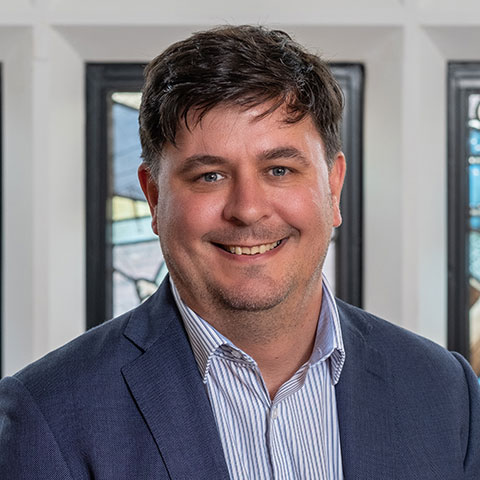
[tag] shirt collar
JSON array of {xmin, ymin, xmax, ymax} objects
[
  {"xmin": 170, "ymin": 274, "xmax": 345, "ymax": 385},
  {"xmin": 170, "ymin": 278, "xmax": 233, "ymax": 381},
  {"xmin": 314, "ymin": 275, "xmax": 345, "ymax": 384}
]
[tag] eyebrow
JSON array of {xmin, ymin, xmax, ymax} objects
[
  {"xmin": 259, "ymin": 146, "xmax": 309, "ymax": 165},
  {"xmin": 178, "ymin": 155, "xmax": 228, "ymax": 174}
]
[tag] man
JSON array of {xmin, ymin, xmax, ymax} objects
[{"xmin": 0, "ymin": 25, "xmax": 479, "ymax": 480}]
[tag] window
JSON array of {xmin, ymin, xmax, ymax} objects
[
  {"xmin": 330, "ymin": 64, "xmax": 364, "ymax": 307},
  {"xmin": 86, "ymin": 64, "xmax": 162, "ymax": 328},
  {"xmin": 86, "ymin": 63, "xmax": 364, "ymax": 329},
  {"xmin": 448, "ymin": 63, "xmax": 480, "ymax": 375}
]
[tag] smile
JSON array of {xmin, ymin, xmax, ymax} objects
[{"xmin": 216, "ymin": 240, "xmax": 282, "ymax": 256}]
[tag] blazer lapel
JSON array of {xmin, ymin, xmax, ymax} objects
[
  {"xmin": 121, "ymin": 281, "xmax": 230, "ymax": 480},
  {"xmin": 335, "ymin": 302, "xmax": 396, "ymax": 479}
]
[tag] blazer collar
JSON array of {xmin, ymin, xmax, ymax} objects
[
  {"xmin": 121, "ymin": 279, "xmax": 230, "ymax": 480},
  {"xmin": 335, "ymin": 300, "xmax": 397, "ymax": 479}
]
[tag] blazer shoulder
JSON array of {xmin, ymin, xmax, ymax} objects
[
  {"xmin": 337, "ymin": 298, "xmax": 457, "ymax": 363},
  {"xmin": 336, "ymin": 300, "xmax": 480, "ymax": 477},
  {"xmin": 335, "ymin": 299, "xmax": 480, "ymax": 404},
  {"xmin": 5, "ymin": 280, "xmax": 182, "ymax": 410},
  {"xmin": 7, "ymin": 309, "xmax": 136, "ymax": 401}
]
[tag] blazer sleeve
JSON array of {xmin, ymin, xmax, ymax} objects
[
  {"xmin": 452, "ymin": 352, "xmax": 480, "ymax": 479},
  {"xmin": 0, "ymin": 376, "xmax": 73, "ymax": 480}
]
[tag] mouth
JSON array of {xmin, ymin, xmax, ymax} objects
[{"xmin": 214, "ymin": 240, "xmax": 283, "ymax": 256}]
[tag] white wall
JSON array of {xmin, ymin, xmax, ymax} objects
[{"xmin": 1, "ymin": 0, "xmax": 478, "ymax": 375}]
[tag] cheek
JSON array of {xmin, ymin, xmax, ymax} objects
[
  {"xmin": 274, "ymin": 186, "xmax": 332, "ymax": 229},
  {"xmin": 157, "ymin": 189, "xmax": 222, "ymax": 241}
]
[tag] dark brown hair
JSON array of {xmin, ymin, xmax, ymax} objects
[{"xmin": 139, "ymin": 25, "xmax": 344, "ymax": 177}]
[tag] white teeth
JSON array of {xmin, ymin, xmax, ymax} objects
[{"xmin": 226, "ymin": 241, "xmax": 281, "ymax": 256}]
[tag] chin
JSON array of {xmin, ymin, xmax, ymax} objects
[{"xmin": 207, "ymin": 282, "xmax": 291, "ymax": 312}]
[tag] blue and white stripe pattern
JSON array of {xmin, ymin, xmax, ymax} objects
[{"xmin": 171, "ymin": 275, "xmax": 345, "ymax": 480}]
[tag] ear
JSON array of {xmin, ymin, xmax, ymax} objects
[
  {"xmin": 328, "ymin": 152, "xmax": 346, "ymax": 228},
  {"xmin": 138, "ymin": 163, "xmax": 160, "ymax": 236}
]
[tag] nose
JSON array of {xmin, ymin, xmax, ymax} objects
[{"xmin": 223, "ymin": 176, "xmax": 272, "ymax": 226}]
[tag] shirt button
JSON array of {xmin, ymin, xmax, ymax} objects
[
  {"xmin": 231, "ymin": 350, "xmax": 243, "ymax": 359},
  {"xmin": 271, "ymin": 407, "xmax": 279, "ymax": 420}
]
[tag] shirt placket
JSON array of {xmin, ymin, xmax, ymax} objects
[{"xmin": 209, "ymin": 350, "xmax": 272, "ymax": 480}]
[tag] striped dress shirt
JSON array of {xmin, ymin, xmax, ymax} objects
[{"xmin": 171, "ymin": 276, "xmax": 345, "ymax": 480}]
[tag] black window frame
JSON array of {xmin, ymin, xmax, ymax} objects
[
  {"xmin": 447, "ymin": 62, "xmax": 480, "ymax": 361},
  {"xmin": 86, "ymin": 63, "xmax": 147, "ymax": 329},
  {"xmin": 86, "ymin": 63, "xmax": 364, "ymax": 329},
  {"xmin": 331, "ymin": 64, "xmax": 364, "ymax": 308}
]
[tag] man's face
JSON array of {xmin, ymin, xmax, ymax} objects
[{"xmin": 139, "ymin": 104, "xmax": 345, "ymax": 318}]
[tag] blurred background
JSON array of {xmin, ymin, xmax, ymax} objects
[{"xmin": 0, "ymin": 0, "xmax": 479, "ymax": 378}]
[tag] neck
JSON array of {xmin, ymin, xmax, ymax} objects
[{"xmin": 237, "ymin": 323, "xmax": 318, "ymax": 399}]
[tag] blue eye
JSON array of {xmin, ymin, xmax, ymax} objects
[
  {"xmin": 203, "ymin": 172, "xmax": 221, "ymax": 182},
  {"xmin": 271, "ymin": 166, "xmax": 287, "ymax": 176}
]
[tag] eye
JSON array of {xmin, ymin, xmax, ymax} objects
[
  {"xmin": 201, "ymin": 172, "xmax": 224, "ymax": 182},
  {"xmin": 270, "ymin": 166, "xmax": 289, "ymax": 177}
]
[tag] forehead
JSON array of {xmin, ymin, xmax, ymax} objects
[{"xmin": 171, "ymin": 103, "xmax": 324, "ymax": 155}]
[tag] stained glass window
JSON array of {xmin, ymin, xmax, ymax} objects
[
  {"xmin": 467, "ymin": 94, "xmax": 480, "ymax": 374},
  {"xmin": 86, "ymin": 63, "xmax": 363, "ymax": 328},
  {"xmin": 110, "ymin": 92, "xmax": 167, "ymax": 317},
  {"xmin": 448, "ymin": 63, "xmax": 480, "ymax": 376}
]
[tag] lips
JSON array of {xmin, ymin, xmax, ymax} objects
[{"xmin": 215, "ymin": 240, "xmax": 282, "ymax": 255}]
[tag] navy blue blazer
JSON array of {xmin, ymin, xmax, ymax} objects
[{"xmin": 1, "ymin": 279, "xmax": 479, "ymax": 479}]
